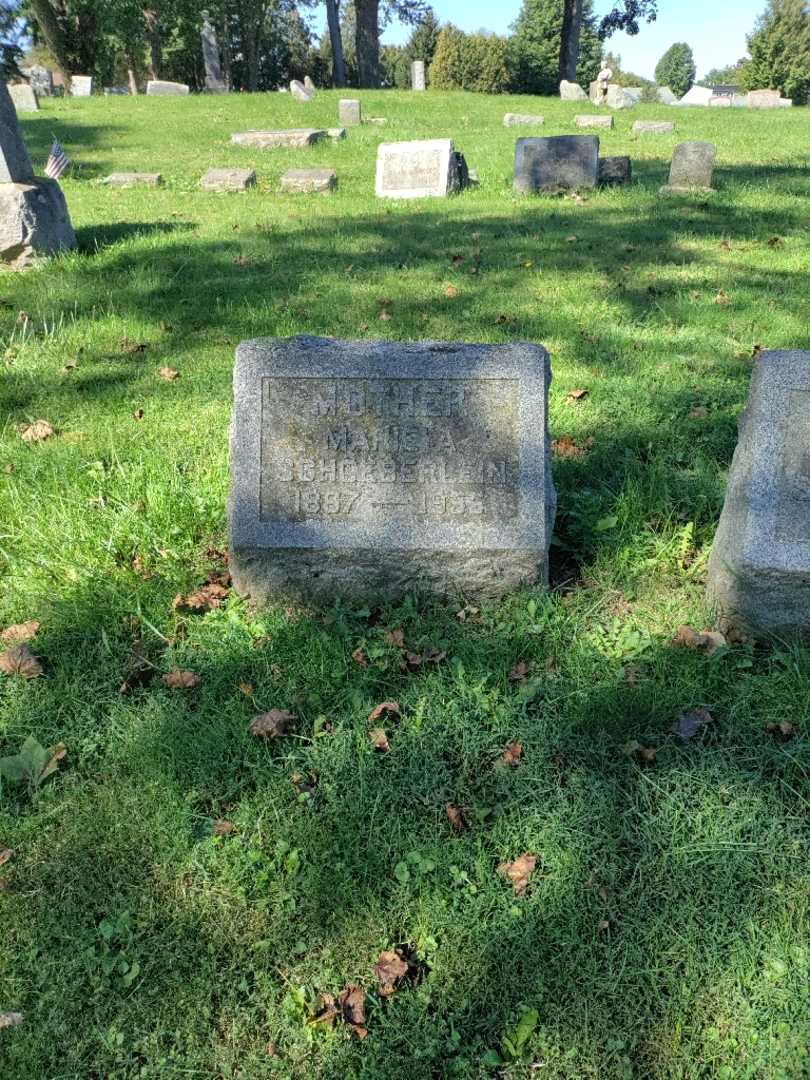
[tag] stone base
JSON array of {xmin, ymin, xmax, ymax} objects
[
  {"xmin": 598, "ymin": 156, "xmax": 631, "ymax": 185},
  {"xmin": 0, "ymin": 178, "xmax": 76, "ymax": 270},
  {"xmin": 201, "ymin": 168, "xmax": 256, "ymax": 192},
  {"xmin": 231, "ymin": 129, "xmax": 325, "ymax": 149},
  {"xmin": 230, "ymin": 547, "xmax": 546, "ymax": 606},
  {"xmin": 280, "ymin": 169, "xmax": 337, "ymax": 193}
]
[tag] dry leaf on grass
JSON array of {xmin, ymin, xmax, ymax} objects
[
  {"xmin": 508, "ymin": 661, "xmax": 530, "ymax": 682},
  {"xmin": 0, "ymin": 644, "xmax": 43, "ymax": 678},
  {"xmin": 672, "ymin": 707, "xmax": 714, "ymax": 741},
  {"xmin": 132, "ymin": 409, "xmax": 145, "ymax": 421},
  {"xmin": 624, "ymin": 740, "xmax": 657, "ymax": 765},
  {"xmin": 566, "ymin": 388, "xmax": 589, "ymax": 403},
  {"xmin": 444, "ymin": 283, "xmax": 459, "ymax": 298},
  {"xmin": 0, "ymin": 848, "xmax": 12, "ymax": 867},
  {"xmin": 553, "ymin": 435, "xmax": 593, "ymax": 459},
  {"xmin": 249, "ymin": 709, "xmax": 295, "ymax": 738},
  {"xmin": 0, "ymin": 621, "xmax": 40, "ymax": 646},
  {"xmin": 446, "ymin": 804, "xmax": 466, "ymax": 832},
  {"xmin": 158, "ymin": 366, "xmax": 180, "ymax": 382},
  {"xmin": 351, "ymin": 647, "xmax": 369, "ymax": 667},
  {"xmin": 367, "ymin": 701, "xmax": 400, "ymax": 724},
  {"xmin": 369, "ymin": 728, "xmax": 390, "ymax": 752},
  {"xmin": 498, "ymin": 741, "xmax": 524, "ymax": 767},
  {"xmin": 384, "ymin": 627, "xmax": 405, "ymax": 648},
  {"xmin": 498, "ymin": 853, "xmax": 537, "ymax": 895},
  {"xmin": 374, "ymin": 951, "xmax": 409, "ymax": 996},
  {"xmin": 172, "ymin": 583, "xmax": 230, "ymax": 612},
  {"xmin": 20, "ymin": 420, "xmax": 54, "ymax": 444},
  {"xmin": 213, "ymin": 819, "xmax": 235, "ymax": 836},
  {"xmin": 765, "ymin": 721, "xmax": 797, "ymax": 741},
  {"xmin": 670, "ymin": 625, "xmax": 726, "ymax": 656},
  {"xmin": 0, "ymin": 1012, "xmax": 23, "ymax": 1029},
  {"xmin": 338, "ymin": 986, "xmax": 368, "ymax": 1039},
  {"xmin": 162, "ymin": 669, "xmax": 202, "ymax": 690}
]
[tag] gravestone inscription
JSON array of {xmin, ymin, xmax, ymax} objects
[
  {"xmin": 339, "ymin": 99, "xmax": 362, "ymax": 125},
  {"xmin": 707, "ymin": 351, "xmax": 810, "ymax": 635},
  {"xmin": 9, "ymin": 84, "xmax": 38, "ymax": 112},
  {"xmin": 376, "ymin": 139, "xmax": 468, "ymax": 199},
  {"xmin": 71, "ymin": 75, "xmax": 93, "ymax": 97},
  {"xmin": 230, "ymin": 337, "xmax": 556, "ymax": 603}
]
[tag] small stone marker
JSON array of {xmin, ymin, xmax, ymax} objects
[
  {"xmin": 9, "ymin": 84, "xmax": 38, "ymax": 112},
  {"xmin": 657, "ymin": 86, "xmax": 678, "ymax": 104},
  {"xmin": 633, "ymin": 120, "xmax": 674, "ymax": 134},
  {"xmin": 606, "ymin": 85, "xmax": 637, "ymax": 109},
  {"xmin": 280, "ymin": 169, "xmax": 337, "ymax": 194},
  {"xmin": 103, "ymin": 172, "xmax": 163, "ymax": 187},
  {"xmin": 575, "ymin": 114, "xmax": 613, "ymax": 129},
  {"xmin": 327, "ymin": 127, "xmax": 346, "ymax": 140},
  {"xmin": 304, "ymin": 76, "xmax": 316, "ymax": 92},
  {"xmin": 411, "ymin": 61, "xmax": 426, "ymax": 91},
  {"xmin": 559, "ymin": 80, "xmax": 587, "ymax": 101},
  {"xmin": 677, "ymin": 85, "xmax": 713, "ymax": 106},
  {"xmin": 503, "ymin": 113, "xmax": 544, "ymax": 127},
  {"xmin": 0, "ymin": 80, "xmax": 76, "ymax": 269},
  {"xmin": 339, "ymin": 99, "xmax": 362, "ymax": 125},
  {"xmin": 201, "ymin": 167, "xmax": 256, "ymax": 192},
  {"xmin": 146, "ymin": 80, "xmax": 190, "ymax": 95},
  {"xmin": 375, "ymin": 139, "xmax": 468, "ymax": 199},
  {"xmin": 71, "ymin": 75, "xmax": 93, "ymax": 97},
  {"xmin": 229, "ymin": 336, "xmax": 557, "ymax": 603},
  {"xmin": 231, "ymin": 129, "xmax": 326, "ymax": 149},
  {"xmin": 514, "ymin": 135, "xmax": 599, "ymax": 194},
  {"xmin": 707, "ymin": 351, "xmax": 810, "ymax": 635},
  {"xmin": 660, "ymin": 141, "xmax": 716, "ymax": 194},
  {"xmin": 779, "ymin": 98, "xmax": 793, "ymax": 107},
  {"xmin": 598, "ymin": 156, "xmax": 631, "ymax": 185},
  {"xmin": 201, "ymin": 12, "xmax": 227, "ymax": 92},
  {"xmin": 747, "ymin": 88, "xmax": 782, "ymax": 108},
  {"xmin": 21, "ymin": 66, "xmax": 53, "ymax": 97},
  {"xmin": 290, "ymin": 80, "xmax": 314, "ymax": 102},
  {"xmin": 709, "ymin": 96, "xmax": 732, "ymax": 108}
]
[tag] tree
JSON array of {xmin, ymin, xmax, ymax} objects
[
  {"xmin": 430, "ymin": 23, "xmax": 510, "ymax": 92},
  {"xmin": 403, "ymin": 7, "xmax": 440, "ymax": 68},
  {"xmin": 509, "ymin": 0, "xmax": 601, "ymax": 96},
  {"xmin": 325, "ymin": 0, "xmax": 346, "ymax": 86},
  {"xmin": 654, "ymin": 41, "xmax": 695, "ymax": 95},
  {"xmin": 0, "ymin": 0, "xmax": 26, "ymax": 79},
  {"xmin": 744, "ymin": 0, "xmax": 810, "ymax": 104},
  {"xmin": 699, "ymin": 61, "xmax": 747, "ymax": 87},
  {"xmin": 354, "ymin": 0, "xmax": 431, "ymax": 87},
  {"xmin": 560, "ymin": 0, "xmax": 656, "ymax": 81}
]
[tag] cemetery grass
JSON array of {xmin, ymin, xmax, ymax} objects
[{"xmin": 1, "ymin": 90, "xmax": 809, "ymax": 1079}]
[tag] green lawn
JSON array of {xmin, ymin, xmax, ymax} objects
[{"xmin": 1, "ymin": 89, "xmax": 809, "ymax": 1079}]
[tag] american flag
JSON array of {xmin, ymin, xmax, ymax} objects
[{"xmin": 44, "ymin": 138, "xmax": 70, "ymax": 180}]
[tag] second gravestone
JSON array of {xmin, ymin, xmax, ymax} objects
[
  {"xmin": 514, "ymin": 135, "xmax": 599, "ymax": 193},
  {"xmin": 230, "ymin": 336, "xmax": 556, "ymax": 603}
]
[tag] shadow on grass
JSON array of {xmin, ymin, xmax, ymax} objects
[{"xmin": 75, "ymin": 220, "xmax": 197, "ymax": 254}]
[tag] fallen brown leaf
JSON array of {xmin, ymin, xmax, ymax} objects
[
  {"xmin": 566, "ymin": 388, "xmax": 589, "ymax": 403},
  {"xmin": 553, "ymin": 435, "xmax": 592, "ymax": 459},
  {"xmin": 446, "ymin": 804, "xmax": 466, "ymax": 832},
  {"xmin": 624, "ymin": 740, "xmax": 657, "ymax": 765},
  {"xmin": 367, "ymin": 701, "xmax": 401, "ymax": 724},
  {"xmin": 672, "ymin": 706, "xmax": 714, "ymax": 741},
  {"xmin": 456, "ymin": 604, "xmax": 480, "ymax": 622},
  {"xmin": 0, "ymin": 644, "xmax": 43, "ymax": 678},
  {"xmin": 0, "ymin": 848, "xmax": 12, "ymax": 867},
  {"xmin": 0, "ymin": 621, "xmax": 40, "ymax": 646},
  {"xmin": 499, "ymin": 741, "xmax": 524, "ymax": 767},
  {"xmin": 291, "ymin": 772, "xmax": 318, "ymax": 796},
  {"xmin": 249, "ymin": 709, "xmax": 295, "ymax": 738},
  {"xmin": 172, "ymin": 582, "xmax": 230, "ymax": 612},
  {"xmin": 498, "ymin": 853, "xmax": 537, "ymax": 895},
  {"xmin": 20, "ymin": 420, "xmax": 54, "ymax": 444},
  {"xmin": 132, "ymin": 408, "xmax": 145, "ymax": 421},
  {"xmin": 213, "ymin": 819, "xmax": 235, "ymax": 836},
  {"xmin": 158, "ymin": 366, "xmax": 180, "ymax": 382},
  {"xmin": 339, "ymin": 986, "xmax": 368, "ymax": 1039},
  {"xmin": 0, "ymin": 1012, "xmax": 23, "ymax": 1029},
  {"xmin": 714, "ymin": 290, "xmax": 731, "ymax": 305},
  {"xmin": 444, "ymin": 283, "xmax": 459, "ymax": 298},
  {"xmin": 374, "ymin": 951, "xmax": 409, "ymax": 996},
  {"xmin": 670, "ymin": 625, "xmax": 726, "ymax": 656},
  {"xmin": 765, "ymin": 721, "xmax": 797, "ymax": 741},
  {"xmin": 238, "ymin": 681, "xmax": 254, "ymax": 696},
  {"xmin": 384, "ymin": 628, "xmax": 405, "ymax": 648},
  {"xmin": 369, "ymin": 728, "xmax": 390, "ymax": 751},
  {"xmin": 351, "ymin": 647, "xmax": 369, "ymax": 667},
  {"xmin": 120, "ymin": 338, "xmax": 146, "ymax": 354},
  {"xmin": 508, "ymin": 661, "xmax": 530, "ymax": 682},
  {"xmin": 162, "ymin": 669, "xmax": 202, "ymax": 689}
]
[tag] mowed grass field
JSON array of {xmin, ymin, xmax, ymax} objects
[{"xmin": 1, "ymin": 89, "xmax": 810, "ymax": 1079}]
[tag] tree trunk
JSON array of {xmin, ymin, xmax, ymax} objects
[
  {"xmin": 28, "ymin": 0, "xmax": 72, "ymax": 86},
  {"xmin": 325, "ymin": 0, "xmax": 347, "ymax": 88},
  {"xmin": 221, "ymin": 10, "xmax": 233, "ymax": 90},
  {"xmin": 126, "ymin": 63, "xmax": 139, "ymax": 95},
  {"xmin": 143, "ymin": 9, "xmax": 162, "ymax": 79},
  {"xmin": 238, "ymin": 1, "xmax": 263, "ymax": 91},
  {"xmin": 559, "ymin": 0, "xmax": 584, "ymax": 84},
  {"xmin": 355, "ymin": 0, "xmax": 380, "ymax": 88}
]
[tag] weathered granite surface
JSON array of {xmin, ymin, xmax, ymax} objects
[
  {"xmin": 411, "ymin": 61, "xmax": 426, "ymax": 91},
  {"xmin": 598, "ymin": 156, "xmax": 631, "ymax": 185},
  {"xmin": 304, "ymin": 76, "xmax": 316, "ymax": 92},
  {"xmin": 21, "ymin": 66, "xmax": 53, "ymax": 97},
  {"xmin": 676, "ymin": 85, "xmax": 713, "ymax": 106},
  {"xmin": 747, "ymin": 89, "xmax": 782, "ymax": 108},
  {"xmin": 71, "ymin": 75, "xmax": 93, "ymax": 97},
  {"xmin": 201, "ymin": 167, "xmax": 256, "ymax": 191},
  {"xmin": 707, "ymin": 351, "xmax": 810, "ymax": 636},
  {"xmin": 657, "ymin": 86, "xmax": 678, "ymax": 104},
  {"xmin": 339, "ymin": 99, "xmax": 362, "ymax": 125},
  {"xmin": 376, "ymin": 139, "xmax": 468, "ymax": 199},
  {"xmin": 559, "ymin": 80, "xmax": 587, "ymax": 101},
  {"xmin": 504, "ymin": 113, "xmax": 545, "ymax": 127},
  {"xmin": 280, "ymin": 168, "xmax": 337, "ymax": 193},
  {"xmin": 9, "ymin": 84, "xmax": 38, "ymax": 112},
  {"xmin": 660, "ymin": 140, "xmax": 716, "ymax": 193},
  {"xmin": 104, "ymin": 172, "xmax": 163, "ymax": 187},
  {"xmin": 606, "ymin": 85, "xmax": 637, "ymax": 109},
  {"xmin": 231, "ymin": 129, "xmax": 325, "ymax": 149},
  {"xmin": 633, "ymin": 120, "xmax": 674, "ymax": 134},
  {"xmin": 146, "ymin": 80, "xmax": 189, "ymax": 95},
  {"xmin": 514, "ymin": 135, "xmax": 599, "ymax": 194},
  {"xmin": 201, "ymin": 12, "xmax": 227, "ymax": 92},
  {"xmin": 709, "ymin": 96, "xmax": 732, "ymax": 108},
  {"xmin": 229, "ymin": 336, "xmax": 557, "ymax": 603},
  {"xmin": 0, "ymin": 178, "xmax": 76, "ymax": 269},
  {"xmin": 0, "ymin": 82, "xmax": 34, "ymax": 183},
  {"xmin": 290, "ymin": 80, "xmax": 314, "ymax": 102},
  {"xmin": 575, "ymin": 114, "xmax": 613, "ymax": 129}
]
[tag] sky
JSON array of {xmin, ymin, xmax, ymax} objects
[{"xmin": 310, "ymin": 0, "xmax": 765, "ymax": 80}]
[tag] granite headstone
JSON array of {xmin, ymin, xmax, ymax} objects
[
  {"xmin": 201, "ymin": 11, "xmax": 227, "ymax": 92},
  {"xmin": 375, "ymin": 139, "xmax": 468, "ymax": 199},
  {"xmin": 201, "ymin": 167, "xmax": 256, "ymax": 191},
  {"xmin": 559, "ymin": 80, "xmax": 587, "ymax": 101},
  {"xmin": 707, "ymin": 351, "xmax": 810, "ymax": 635},
  {"xmin": 290, "ymin": 80, "xmax": 314, "ymax": 102},
  {"xmin": 575, "ymin": 114, "xmax": 613, "ymax": 129},
  {"xmin": 231, "ymin": 129, "xmax": 326, "ymax": 149},
  {"xmin": 411, "ymin": 61, "xmax": 426, "ymax": 91},
  {"xmin": 229, "ymin": 336, "xmax": 557, "ymax": 603},
  {"xmin": 633, "ymin": 120, "xmax": 674, "ymax": 134},
  {"xmin": 503, "ymin": 113, "xmax": 545, "ymax": 127},
  {"xmin": 514, "ymin": 135, "xmax": 599, "ymax": 194},
  {"xmin": 661, "ymin": 141, "xmax": 716, "ymax": 193},
  {"xmin": 280, "ymin": 168, "xmax": 337, "ymax": 193},
  {"xmin": 146, "ymin": 80, "xmax": 190, "ymax": 95},
  {"xmin": 747, "ymin": 89, "xmax": 782, "ymax": 108},
  {"xmin": 9, "ymin": 84, "xmax": 38, "ymax": 112},
  {"xmin": 339, "ymin": 99, "xmax": 362, "ymax": 125},
  {"xmin": 71, "ymin": 75, "xmax": 93, "ymax": 97}
]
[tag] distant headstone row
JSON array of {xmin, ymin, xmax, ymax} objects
[{"xmin": 560, "ymin": 77, "xmax": 792, "ymax": 109}]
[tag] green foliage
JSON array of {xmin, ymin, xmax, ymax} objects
[
  {"xmin": 699, "ymin": 61, "xmax": 748, "ymax": 87},
  {"xmin": 403, "ymin": 7, "xmax": 440, "ymax": 67},
  {"xmin": 744, "ymin": 0, "xmax": 810, "ymax": 104},
  {"xmin": 0, "ymin": 735, "xmax": 65, "ymax": 794},
  {"xmin": 654, "ymin": 41, "xmax": 696, "ymax": 96},
  {"xmin": 508, "ymin": 0, "xmax": 602, "ymax": 96},
  {"xmin": 429, "ymin": 24, "xmax": 510, "ymax": 93}
]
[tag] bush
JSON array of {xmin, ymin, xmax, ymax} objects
[
  {"xmin": 430, "ymin": 25, "xmax": 510, "ymax": 93},
  {"xmin": 508, "ymin": 0, "xmax": 602, "ymax": 96},
  {"xmin": 743, "ymin": 0, "xmax": 810, "ymax": 105},
  {"xmin": 654, "ymin": 42, "xmax": 696, "ymax": 97}
]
